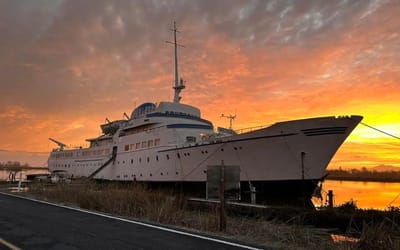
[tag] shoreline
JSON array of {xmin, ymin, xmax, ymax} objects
[{"xmin": 326, "ymin": 176, "xmax": 400, "ymax": 183}]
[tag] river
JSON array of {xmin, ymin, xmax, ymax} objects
[{"xmin": 315, "ymin": 180, "xmax": 400, "ymax": 210}]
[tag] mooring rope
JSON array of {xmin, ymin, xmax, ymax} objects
[{"xmin": 360, "ymin": 122, "xmax": 400, "ymax": 140}]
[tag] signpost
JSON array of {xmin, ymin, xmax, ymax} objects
[{"xmin": 207, "ymin": 161, "xmax": 240, "ymax": 231}]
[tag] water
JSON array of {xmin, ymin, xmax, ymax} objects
[{"xmin": 315, "ymin": 180, "xmax": 400, "ymax": 210}]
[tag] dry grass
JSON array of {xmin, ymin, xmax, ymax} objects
[{"xmin": 10, "ymin": 181, "xmax": 400, "ymax": 249}]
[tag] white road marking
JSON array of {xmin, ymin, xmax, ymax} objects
[
  {"xmin": 0, "ymin": 192, "xmax": 262, "ymax": 250},
  {"xmin": 0, "ymin": 237, "xmax": 21, "ymax": 250}
]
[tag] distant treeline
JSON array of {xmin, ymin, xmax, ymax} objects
[
  {"xmin": 0, "ymin": 161, "xmax": 47, "ymax": 170},
  {"xmin": 0, "ymin": 161, "xmax": 30, "ymax": 169},
  {"xmin": 327, "ymin": 168, "xmax": 400, "ymax": 182}
]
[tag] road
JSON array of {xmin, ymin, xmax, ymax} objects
[{"xmin": 0, "ymin": 192, "xmax": 263, "ymax": 250}]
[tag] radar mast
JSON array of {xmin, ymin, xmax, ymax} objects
[{"xmin": 167, "ymin": 21, "xmax": 185, "ymax": 103}]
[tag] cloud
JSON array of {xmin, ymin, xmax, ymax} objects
[{"xmin": 0, "ymin": 0, "xmax": 399, "ymax": 168}]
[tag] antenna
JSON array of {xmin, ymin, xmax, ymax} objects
[
  {"xmin": 221, "ymin": 113, "xmax": 236, "ymax": 130},
  {"xmin": 166, "ymin": 21, "xmax": 185, "ymax": 103},
  {"xmin": 123, "ymin": 112, "xmax": 130, "ymax": 120}
]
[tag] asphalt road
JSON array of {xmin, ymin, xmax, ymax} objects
[{"xmin": 0, "ymin": 192, "xmax": 263, "ymax": 250}]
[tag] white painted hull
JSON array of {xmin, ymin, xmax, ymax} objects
[{"xmin": 49, "ymin": 115, "xmax": 362, "ymax": 183}]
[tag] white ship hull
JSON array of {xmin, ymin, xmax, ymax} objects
[{"xmin": 49, "ymin": 115, "xmax": 362, "ymax": 205}]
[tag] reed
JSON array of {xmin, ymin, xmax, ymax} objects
[{"xmin": 22, "ymin": 182, "xmax": 400, "ymax": 249}]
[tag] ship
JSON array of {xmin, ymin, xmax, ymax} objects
[{"xmin": 48, "ymin": 22, "xmax": 362, "ymax": 206}]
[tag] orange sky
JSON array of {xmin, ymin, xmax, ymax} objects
[{"xmin": 0, "ymin": 0, "xmax": 399, "ymax": 168}]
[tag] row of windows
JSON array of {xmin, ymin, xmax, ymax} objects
[
  {"xmin": 54, "ymin": 152, "xmax": 74, "ymax": 159},
  {"xmin": 55, "ymin": 145, "xmax": 245, "ymax": 169},
  {"xmin": 55, "ymin": 162, "xmax": 103, "ymax": 168},
  {"xmin": 81, "ymin": 148, "xmax": 110, "ymax": 157},
  {"xmin": 124, "ymin": 138, "xmax": 161, "ymax": 152},
  {"xmin": 54, "ymin": 148, "xmax": 112, "ymax": 159}
]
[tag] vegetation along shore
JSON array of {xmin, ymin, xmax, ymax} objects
[
  {"xmin": 1, "ymin": 180, "xmax": 400, "ymax": 249},
  {"xmin": 326, "ymin": 168, "xmax": 400, "ymax": 183}
]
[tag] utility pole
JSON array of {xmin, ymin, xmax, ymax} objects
[{"xmin": 219, "ymin": 160, "xmax": 226, "ymax": 231}]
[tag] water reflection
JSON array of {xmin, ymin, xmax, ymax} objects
[{"xmin": 316, "ymin": 180, "xmax": 400, "ymax": 210}]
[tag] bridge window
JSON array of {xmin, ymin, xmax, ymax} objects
[
  {"xmin": 148, "ymin": 140, "xmax": 153, "ymax": 147},
  {"xmin": 141, "ymin": 141, "xmax": 147, "ymax": 148},
  {"xmin": 154, "ymin": 138, "xmax": 160, "ymax": 146},
  {"xmin": 125, "ymin": 145, "xmax": 129, "ymax": 151}
]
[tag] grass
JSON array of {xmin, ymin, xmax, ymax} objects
[{"xmin": 4, "ymin": 181, "xmax": 400, "ymax": 249}]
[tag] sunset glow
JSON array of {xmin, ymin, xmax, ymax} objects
[{"xmin": 0, "ymin": 0, "xmax": 399, "ymax": 168}]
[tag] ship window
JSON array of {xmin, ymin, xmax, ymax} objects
[
  {"xmin": 148, "ymin": 140, "xmax": 153, "ymax": 147},
  {"xmin": 141, "ymin": 141, "xmax": 147, "ymax": 148},
  {"xmin": 166, "ymin": 154, "xmax": 170, "ymax": 160},
  {"xmin": 186, "ymin": 136, "xmax": 196, "ymax": 143},
  {"xmin": 139, "ymin": 158, "xmax": 141, "ymax": 163},
  {"xmin": 220, "ymin": 148, "xmax": 224, "ymax": 152},
  {"xmin": 156, "ymin": 155, "xmax": 159, "ymax": 161},
  {"xmin": 131, "ymin": 159, "xmax": 133, "ymax": 164},
  {"xmin": 177, "ymin": 153, "xmax": 180, "ymax": 159},
  {"xmin": 147, "ymin": 157, "xmax": 149, "ymax": 163},
  {"xmin": 154, "ymin": 138, "xmax": 160, "ymax": 146},
  {"xmin": 123, "ymin": 160, "xmax": 125, "ymax": 164},
  {"xmin": 136, "ymin": 143, "xmax": 140, "ymax": 150},
  {"xmin": 130, "ymin": 144, "xmax": 135, "ymax": 150},
  {"xmin": 125, "ymin": 145, "xmax": 129, "ymax": 151}
]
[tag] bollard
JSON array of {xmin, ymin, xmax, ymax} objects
[
  {"xmin": 17, "ymin": 172, "xmax": 22, "ymax": 192},
  {"xmin": 327, "ymin": 190, "xmax": 334, "ymax": 209}
]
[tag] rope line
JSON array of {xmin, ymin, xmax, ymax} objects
[{"xmin": 360, "ymin": 122, "xmax": 400, "ymax": 140}]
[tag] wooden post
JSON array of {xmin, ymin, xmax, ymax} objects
[
  {"xmin": 219, "ymin": 160, "xmax": 226, "ymax": 232},
  {"xmin": 327, "ymin": 190, "xmax": 334, "ymax": 209}
]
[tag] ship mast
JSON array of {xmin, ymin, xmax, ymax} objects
[{"xmin": 167, "ymin": 21, "xmax": 185, "ymax": 103}]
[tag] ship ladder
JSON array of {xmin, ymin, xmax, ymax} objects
[{"xmin": 88, "ymin": 147, "xmax": 117, "ymax": 179}]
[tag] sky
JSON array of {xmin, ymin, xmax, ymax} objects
[{"xmin": 0, "ymin": 0, "xmax": 399, "ymax": 168}]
